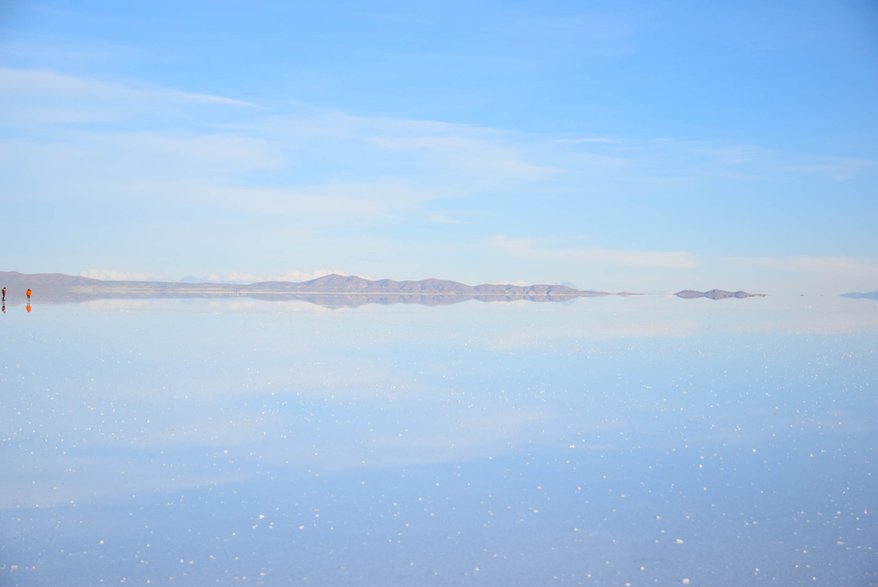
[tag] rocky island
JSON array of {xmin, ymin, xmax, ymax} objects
[
  {"xmin": 675, "ymin": 289, "xmax": 765, "ymax": 300},
  {"xmin": 841, "ymin": 290, "xmax": 878, "ymax": 300}
]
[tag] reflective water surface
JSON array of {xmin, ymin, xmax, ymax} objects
[{"xmin": 2, "ymin": 296, "xmax": 877, "ymax": 586}]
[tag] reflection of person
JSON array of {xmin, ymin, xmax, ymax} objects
[
  {"xmin": 26, "ymin": 304, "xmax": 31, "ymax": 313},
  {"xmin": 1, "ymin": 303, "xmax": 5, "ymax": 314},
  {"xmin": 26, "ymin": 288, "xmax": 32, "ymax": 302}
]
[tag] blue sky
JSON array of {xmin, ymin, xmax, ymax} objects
[{"xmin": 1, "ymin": 0, "xmax": 876, "ymax": 293}]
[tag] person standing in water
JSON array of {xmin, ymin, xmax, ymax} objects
[
  {"xmin": 26, "ymin": 288, "xmax": 32, "ymax": 302},
  {"xmin": 1, "ymin": 286, "xmax": 5, "ymax": 302}
]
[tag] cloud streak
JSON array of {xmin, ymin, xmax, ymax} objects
[
  {"xmin": 0, "ymin": 67, "xmax": 257, "ymax": 127},
  {"xmin": 80, "ymin": 269, "xmax": 155, "ymax": 281},
  {"xmin": 487, "ymin": 236, "xmax": 699, "ymax": 270},
  {"xmin": 726, "ymin": 255, "xmax": 878, "ymax": 294}
]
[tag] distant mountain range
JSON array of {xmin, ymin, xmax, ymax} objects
[
  {"xmin": 0, "ymin": 271, "xmax": 779, "ymax": 307},
  {"xmin": 0, "ymin": 271, "xmax": 615, "ymax": 307},
  {"xmin": 675, "ymin": 289, "xmax": 765, "ymax": 300}
]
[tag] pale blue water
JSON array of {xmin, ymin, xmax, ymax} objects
[{"xmin": 1, "ymin": 296, "xmax": 877, "ymax": 586}]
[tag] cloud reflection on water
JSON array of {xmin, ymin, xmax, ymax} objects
[
  {"xmin": 2, "ymin": 295, "xmax": 877, "ymax": 587},
  {"xmin": 3, "ymin": 296, "xmax": 875, "ymax": 505}
]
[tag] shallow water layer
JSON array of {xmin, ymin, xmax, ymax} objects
[{"xmin": 1, "ymin": 295, "xmax": 877, "ymax": 586}]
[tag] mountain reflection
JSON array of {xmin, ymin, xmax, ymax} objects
[{"xmin": 13, "ymin": 290, "xmax": 607, "ymax": 308}]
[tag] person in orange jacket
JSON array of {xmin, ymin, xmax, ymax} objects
[{"xmin": 26, "ymin": 288, "xmax": 32, "ymax": 301}]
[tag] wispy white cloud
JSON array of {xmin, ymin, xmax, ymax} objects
[
  {"xmin": 370, "ymin": 132, "xmax": 557, "ymax": 181},
  {"xmin": 561, "ymin": 137, "xmax": 876, "ymax": 184},
  {"xmin": 243, "ymin": 111, "xmax": 560, "ymax": 187},
  {"xmin": 726, "ymin": 255, "xmax": 878, "ymax": 294},
  {"xmin": 0, "ymin": 131, "xmax": 283, "ymax": 183},
  {"xmin": 781, "ymin": 158, "xmax": 876, "ymax": 182},
  {"xmin": 80, "ymin": 269, "xmax": 155, "ymax": 281},
  {"xmin": 194, "ymin": 269, "xmax": 350, "ymax": 283},
  {"xmin": 158, "ymin": 179, "xmax": 433, "ymax": 227},
  {"xmin": 553, "ymin": 135, "xmax": 622, "ymax": 145},
  {"xmin": 729, "ymin": 255, "xmax": 878, "ymax": 274},
  {"xmin": 487, "ymin": 236, "xmax": 699, "ymax": 269},
  {"xmin": 0, "ymin": 67, "xmax": 258, "ymax": 108},
  {"xmin": 273, "ymin": 269, "xmax": 348, "ymax": 282},
  {"xmin": 0, "ymin": 67, "xmax": 257, "ymax": 127},
  {"xmin": 428, "ymin": 210, "xmax": 482, "ymax": 225}
]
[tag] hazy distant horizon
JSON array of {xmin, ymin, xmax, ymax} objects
[
  {"xmin": 0, "ymin": 270, "xmax": 878, "ymax": 296},
  {"xmin": 3, "ymin": 267, "xmax": 876, "ymax": 299}
]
